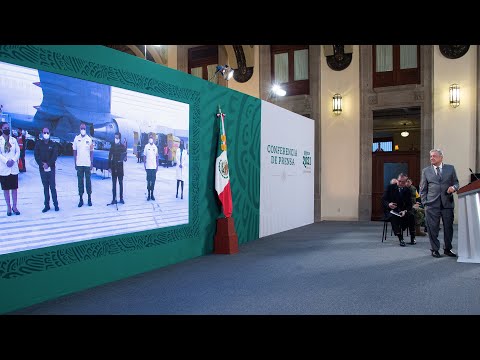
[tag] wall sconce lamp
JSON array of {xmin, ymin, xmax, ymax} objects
[
  {"xmin": 400, "ymin": 123, "xmax": 409, "ymax": 137},
  {"xmin": 449, "ymin": 83, "xmax": 460, "ymax": 108},
  {"xmin": 333, "ymin": 93, "xmax": 342, "ymax": 115},
  {"xmin": 394, "ymin": 144, "xmax": 399, "ymax": 151},
  {"xmin": 212, "ymin": 64, "xmax": 234, "ymax": 81}
]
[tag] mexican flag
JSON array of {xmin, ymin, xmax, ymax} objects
[{"xmin": 215, "ymin": 111, "xmax": 233, "ymax": 218}]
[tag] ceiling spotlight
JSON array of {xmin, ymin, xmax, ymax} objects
[{"xmin": 401, "ymin": 123, "xmax": 409, "ymax": 137}]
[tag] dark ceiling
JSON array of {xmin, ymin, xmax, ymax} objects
[{"xmin": 373, "ymin": 106, "xmax": 420, "ymax": 133}]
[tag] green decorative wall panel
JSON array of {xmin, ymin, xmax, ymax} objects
[{"xmin": 0, "ymin": 45, "xmax": 260, "ymax": 313}]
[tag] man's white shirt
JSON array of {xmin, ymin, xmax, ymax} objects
[
  {"xmin": 73, "ymin": 134, "xmax": 93, "ymax": 166},
  {"xmin": 144, "ymin": 143, "xmax": 158, "ymax": 169}
]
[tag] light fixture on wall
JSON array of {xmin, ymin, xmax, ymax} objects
[
  {"xmin": 211, "ymin": 65, "xmax": 234, "ymax": 81},
  {"xmin": 401, "ymin": 123, "xmax": 409, "ymax": 137},
  {"xmin": 271, "ymin": 84, "xmax": 286, "ymax": 97},
  {"xmin": 449, "ymin": 83, "xmax": 460, "ymax": 108},
  {"xmin": 266, "ymin": 84, "xmax": 287, "ymax": 102},
  {"xmin": 333, "ymin": 93, "xmax": 342, "ymax": 115}
]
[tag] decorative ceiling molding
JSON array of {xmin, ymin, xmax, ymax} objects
[
  {"xmin": 231, "ymin": 45, "xmax": 253, "ymax": 83},
  {"xmin": 325, "ymin": 45, "xmax": 352, "ymax": 71},
  {"xmin": 439, "ymin": 45, "xmax": 470, "ymax": 59},
  {"xmin": 323, "ymin": 45, "xmax": 353, "ymax": 56},
  {"xmin": 223, "ymin": 45, "xmax": 254, "ymax": 83},
  {"xmin": 223, "ymin": 45, "xmax": 237, "ymax": 68}
]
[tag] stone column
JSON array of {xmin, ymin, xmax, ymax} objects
[
  {"xmin": 258, "ymin": 45, "xmax": 271, "ymax": 101},
  {"xmin": 309, "ymin": 46, "xmax": 322, "ymax": 222}
]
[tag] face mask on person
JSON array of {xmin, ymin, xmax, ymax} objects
[
  {"xmin": 149, "ymin": 138, "xmax": 153, "ymax": 144},
  {"xmin": 80, "ymin": 129, "xmax": 86, "ymax": 136},
  {"xmin": 3, "ymin": 129, "xmax": 10, "ymax": 136},
  {"xmin": 43, "ymin": 133, "xmax": 50, "ymax": 140},
  {"xmin": 115, "ymin": 138, "xmax": 120, "ymax": 144}
]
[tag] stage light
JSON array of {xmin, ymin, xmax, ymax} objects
[{"xmin": 211, "ymin": 65, "xmax": 234, "ymax": 81}]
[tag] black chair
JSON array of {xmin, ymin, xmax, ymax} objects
[
  {"xmin": 382, "ymin": 217, "xmax": 409, "ymax": 243},
  {"xmin": 381, "ymin": 217, "xmax": 390, "ymax": 243}
]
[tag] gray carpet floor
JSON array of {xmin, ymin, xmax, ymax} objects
[{"xmin": 10, "ymin": 221, "xmax": 480, "ymax": 315}]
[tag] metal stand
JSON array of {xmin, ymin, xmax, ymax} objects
[{"xmin": 107, "ymin": 201, "xmax": 118, "ymax": 211}]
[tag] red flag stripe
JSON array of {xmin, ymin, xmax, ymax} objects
[{"xmin": 218, "ymin": 181, "xmax": 233, "ymax": 218}]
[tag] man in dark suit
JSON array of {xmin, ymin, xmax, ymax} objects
[
  {"xmin": 382, "ymin": 173, "xmax": 416, "ymax": 247},
  {"xmin": 419, "ymin": 149, "xmax": 459, "ymax": 258}
]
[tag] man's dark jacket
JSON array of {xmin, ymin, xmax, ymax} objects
[{"xmin": 382, "ymin": 184, "xmax": 413, "ymax": 220}]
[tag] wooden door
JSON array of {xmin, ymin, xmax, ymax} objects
[{"xmin": 371, "ymin": 151, "xmax": 420, "ymax": 220}]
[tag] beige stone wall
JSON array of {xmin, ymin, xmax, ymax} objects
[
  {"xmin": 433, "ymin": 46, "xmax": 477, "ymax": 188},
  {"xmin": 227, "ymin": 46, "xmax": 260, "ymax": 98},
  {"xmin": 167, "ymin": 45, "xmax": 177, "ymax": 70},
  {"xmin": 320, "ymin": 45, "xmax": 361, "ymax": 220}
]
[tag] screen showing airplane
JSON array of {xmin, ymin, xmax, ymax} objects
[{"xmin": 0, "ymin": 60, "xmax": 190, "ymax": 255}]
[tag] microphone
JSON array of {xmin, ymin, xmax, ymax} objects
[{"xmin": 469, "ymin": 168, "xmax": 480, "ymax": 181}]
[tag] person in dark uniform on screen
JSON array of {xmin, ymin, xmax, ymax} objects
[
  {"xmin": 108, "ymin": 132, "xmax": 127, "ymax": 204},
  {"xmin": 34, "ymin": 127, "xmax": 59, "ymax": 212}
]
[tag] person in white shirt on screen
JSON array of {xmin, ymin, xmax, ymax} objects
[
  {"xmin": 143, "ymin": 133, "xmax": 159, "ymax": 201},
  {"xmin": 73, "ymin": 123, "xmax": 94, "ymax": 207},
  {"xmin": 175, "ymin": 141, "xmax": 188, "ymax": 199},
  {"xmin": 0, "ymin": 122, "xmax": 21, "ymax": 216}
]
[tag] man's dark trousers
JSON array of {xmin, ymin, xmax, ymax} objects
[
  {"xmin": 40, "ymin": 168, "xmax": 58, "ymax": 207},
  {"xmin": 77, "ymin": 166, "xmax": 92, "ymax": 195}
]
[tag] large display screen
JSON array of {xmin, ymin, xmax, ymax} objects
[{"xmin": 0, "ymin": 60, "xmax": 190, "ymax": 255}]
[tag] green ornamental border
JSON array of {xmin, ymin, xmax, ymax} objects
[{"xmin": 0, "ymin": 45, "xmax": 200, "ymax": 279}]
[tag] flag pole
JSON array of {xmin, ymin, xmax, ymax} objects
[{"xmin": 214, "ymin": 105, "xmax": 238, "ymax": 254}]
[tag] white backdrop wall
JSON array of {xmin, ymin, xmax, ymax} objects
[{"xmin": 260, "ymin": 100, "xmax": 314, "ymax": 237}]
